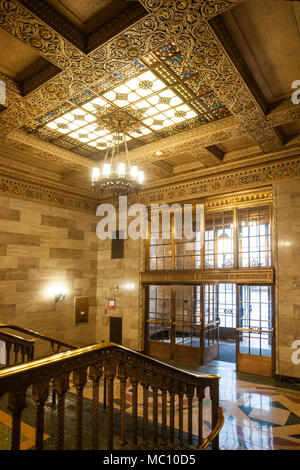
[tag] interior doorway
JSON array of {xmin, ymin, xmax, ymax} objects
[{"xmin": 145, "ymin": 283, "xmax": 274, "ymax": 376}]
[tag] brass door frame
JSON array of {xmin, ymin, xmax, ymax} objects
[
  {"xmin": 236, "ymin": 284, "xmax": 274, "ymax": 377},
  {"xmin": 146, "ymin": 284, "xmax": 203, "ymax": 364}
]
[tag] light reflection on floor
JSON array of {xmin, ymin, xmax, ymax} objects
[{"xmin": 168, "ymin": 359, "xmax": 300, "ymax": 450}]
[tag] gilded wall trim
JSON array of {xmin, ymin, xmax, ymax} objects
[
  {"xmin": 141, "ymin": 268, "xmax": 274, "ymax": 285},
  {"xmin": 127, "ymin": 156, "xmax": 300, "ymax": 205},
  {"xmin": 0, "ymin": 173, "xmax": 99, "ymax": 214}
]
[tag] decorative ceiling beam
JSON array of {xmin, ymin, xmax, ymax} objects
[
  {"xmin": 7, "ymin": 131, "xmax": 94, "ymax": 168},
  {"xmin": 267, "ymin": 100, "xmax": 300, "ymax": 127}
]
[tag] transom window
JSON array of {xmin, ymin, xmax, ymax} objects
[
  {"xmin": 148, "ymin": 204, "xmax": 272, "ymax": 271},
  {"xmin": 238, "ymin": 205, "xmax": 271, "ymax": 268},
  {"xmin": 205, "ymin": 211, "xmax": 234, "ymax": 269}
]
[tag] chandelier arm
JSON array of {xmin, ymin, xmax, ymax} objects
[{"xmin": 123, "ymin": 133, "xmax": 131, "ymax": 171}]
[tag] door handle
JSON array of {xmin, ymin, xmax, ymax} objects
[{"xmin": 236, "ymin": 328, "xmax": 273, "ymax": 334}]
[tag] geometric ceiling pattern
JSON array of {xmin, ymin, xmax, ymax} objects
[
  {"xmin": 0, "ymin": 0, "xmax": 299, "ymax": 203},
  {"xmin": 22, "ymin": 42, "xmax": 230, "ymax": 159}
]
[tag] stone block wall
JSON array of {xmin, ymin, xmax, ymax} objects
[
  {"xmin": 0, "ymin": 195, "xmax": 98, "ymax": 357},
  {"xmin": 96, "ymin": 237, "xmax": 144, "ymax": 351},
  {"xmin": 274, "ymin": 178, "xmax": 300, "ymax": 379}
]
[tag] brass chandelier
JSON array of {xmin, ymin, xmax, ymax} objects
[{"xmin": 92, "ymin": 126, "xmax": 144, "ymax": 196}]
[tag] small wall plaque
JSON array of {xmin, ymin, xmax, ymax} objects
[
  {"xmin": 108, "ymin": 299, "xmax": 115, "ymax": 310},
  {"xmin": 75, "ymin": 297, "xmax": 89, "ymax": 324}
]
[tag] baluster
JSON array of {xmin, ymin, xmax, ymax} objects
[
  {"xmin": 5, "ymin": 341, "xmax": 11, "ymax": 366},
  {"xmin": 210, "ymin": 381, "xmax": 220, "ymax": 450},
  {"xmin": 129, "ymin": 367, "xmax": 139, "ymax": 445},
  {"xmin": 161, "ymin": 377, "xmax": 170, "ymax": 445},
  {"xmin": 104, "ymin": 359, "xmax": 116, "ymax": 450},
  {"xmin": 21, "ymin": 345, "xmax": 26, "ymax": 363},
  {"xmin": 141, "ymin": 371, "xmax": 151, "ymax": 446},
  {"xmin": 169, "ymin": 381, "xmax": 176, "ymax": 444},
  {"xmin": 186, "ymin": 384, "xmax": 195, "ymax": 445},
  {"xmin": 32, "ymin": 380, "xmax": 50, "ymax": 450},
  {"xmin": 26, "ymin": 343, "xmax": 34, "ymax": 362},
  {"xmin": 178, "ymin": 382, "xmax": 185, "ymax": 447},
  {"xmin": 73, "ymin": 367, "xmax": 87, "ymax": 450},
  {"xmin": 117, "ymin": 362, "xmax": 128, "ymax": 447},
  {"xmin": 152, "ymin": 375, "xmax": 159, "ymax": 445},
  {"xmin": 8, "ymin": 390, "xmax": 27, "ymax": 450},
  {"xmin": 197, "ymin": 385, "xmax": 205, "ymax": 447},
  {"xmin": 89, "ymin": 363, "xmax": 103, "ymax": 450},
  {"xmin": 13, "ymin": 344, "xmax": 20, "ymax": 365},
  {"xmin": 53, "ymin": 373, "xmax": 69, "ymax": 450}
]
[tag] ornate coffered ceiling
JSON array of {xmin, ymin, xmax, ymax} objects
[{"xmin": 0, "ymin": 0, "xmax": 299, "ymax": 208}]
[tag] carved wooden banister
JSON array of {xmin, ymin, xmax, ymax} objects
[
  {"xmin": 0, "ymin": 343, "xmax": 222, "ymax": 450},
  {"xmin": 0, "ymin": 324, "xmax": 77, "ymax": 354},
  {"xmin": 0, "ymin": 331, "xmax": 35, "ymax": 367}
]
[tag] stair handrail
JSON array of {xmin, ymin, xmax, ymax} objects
[
  {"xmin": 0, "ymin": 323, "xmax": 77, "ymax": 353},
  {"xmin": 0, "ymin": 342, "xmax": 221, "ymax": 450},
  {"xmin": 0, "ymin": 331, "xmax": 35, "ymax": 367},
  {"xmin": 198, "ymin": 406, "xmax": 224, "ymax": 450}
]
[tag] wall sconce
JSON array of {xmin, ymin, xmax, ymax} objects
[
  {"xmin": 125, "ymin": 283, "xmax": 135, "ymax": 291},
  {"xmin": 46, "ymin": 284, "xmax": 68, "ymax": 302},
  {"xmin": 55, "ymin": 289, "xmax": 67, "ymax": 302},
  {"xmin": 114, "ymin": 283, "xmax": 118, "ymax": 292}
]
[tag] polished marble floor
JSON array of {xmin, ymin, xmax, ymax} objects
[
  {"xmin": 164, "ymin": 359, "xmax": 300, "ymax": 450},
  {"xmin": 0, "ymin": 359, "xmax": 299, "ymax": 450}
]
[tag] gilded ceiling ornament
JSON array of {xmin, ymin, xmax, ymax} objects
[
  {"xmin": 117, "ymin": 37, "xmax": 129, "ymax": 48},
  {"xmin": 208, "ymin": 45, "xmax": 220, "ymax": 57},
  {"xmin": 39, "ymin": 28, "xmax": 52, "ymax": 40},
  {"xmin": 193, "ymin": 54, "xmax": 205, "ymax": 65},
  {"xmin": 29, "ymin": 37, "xmax": 42, "ymax": 48},
  {"xmin": 127, "ymin": 47, "xmax": 139, "ymax": 57},
  {"xmin": 139, "ymin": 80, "xmax": 153, "ymax": 89},
  {"xmin": 168, "ymin": 23, "xmax": 182, "ymax": 34},
  {"xmin": 80, "ymin": 60, "xmax": 92, "ymax": 69},
  {"xmin": 157, "ymin": 8, "xmax": 171, "ymax": 21},
  {"xmin": 176, "ymin": 1, "xmax": 188, "ymax": 10},
  {"xmin": 45, "ymin": 85, "xmax": 55, "ymax": 93},
  {"xmin": 186, "ymin": 12, "xmax": 199, "ymax": 24}
]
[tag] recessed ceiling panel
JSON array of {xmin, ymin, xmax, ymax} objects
[
  {"xmin": 222, "ymin": 0, "xmax": 300, "ymax": 103},
  {"xmin": 46, "ymin": 0, "xmax": 129, "ymax": 34},
  {"xmin": 22, "ymin": 42, "xmax": 231, "ymax": 160}
]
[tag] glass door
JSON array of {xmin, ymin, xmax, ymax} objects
[
  {"xmin": 172, "ymin": 285, "xmax": 202, "ymax": 364},
  {"xmin": 146, "ymin": 285, "xmax": 172, "ymax": 359},
  {"xmin": 237, "ymin": 285, "xmax": 274, "ymax": 376},
  {"xmin": 203, "ymin": 284, "xmax": 220, "ymax": 363}
]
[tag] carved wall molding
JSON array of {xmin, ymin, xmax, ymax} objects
[
  {"xmin": 200, "ymin": 186, "xmax": 273, "ymax": 211},
  {"xmin": 8, "ymin": 131, "xmax": 94, "ymax": 168},
  {"xmin": 0, "ymin": 151, "xmax": 60, "ymax": 182},
  {"xmin": 141, "ymin": 268, "xmax": 274, "ymax": 286},
  {"xmin": 268, "ymin": 102, "xmax": 300, "ymax": 127},
  {"xmin": 0, "ymin": 172, "xmax": 99, "ymax": 213},
  {"xmin": 1, "ymin": 139, "xmax": 82, "ymax": 171},
  {"xmin": 139, "ymin": 145, "xmax": 300, "ymax": 189},
  {"xmin": 126, "ymin": 155, "xmax": 300, "ymax": 205}
]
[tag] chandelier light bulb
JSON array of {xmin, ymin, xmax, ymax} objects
[
  {"xmin": 117, "ymin": 163, "xmax": 126, "ymax": 177},
  {"xmin": 103, "ymin": 163, "xmax": 111, "ymax": 177},
  {"xmin": 138, "ymin": 171, "xmax": 144, "ymax": 184},
  {"xmin": 130, "ymin": 165, "xmax": 138, "ymax": 179},
  {"xmin": 92, "ymin": 167, "xmax": 100, "ymax": 182}
]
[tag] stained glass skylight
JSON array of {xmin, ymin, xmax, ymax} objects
[
  {"xmin": 25, "ymin": 43, "xmax": 231, "ymax": 159},
  {"xmin": 45, "ymin": 69, "xmax": 198, "ymax": 150}
]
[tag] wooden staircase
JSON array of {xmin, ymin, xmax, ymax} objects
[{"xmin": 0, "ymin": 324, "xmax": 223, "ymax": 450}]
